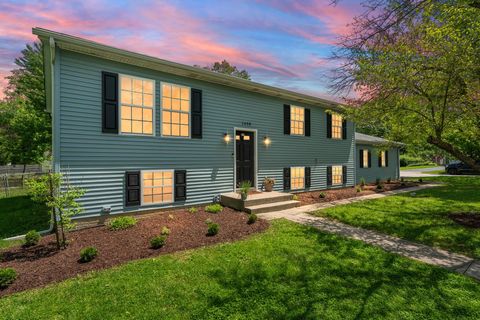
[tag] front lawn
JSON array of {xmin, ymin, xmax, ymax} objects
[
  {"xmin": 310, "ymin": 176, "xmax": 480, "ymax": 258},
  {"xmin": 0, "ymin": 189, "xmax": 50, "ymax": 239},
  {"xmin": 0, "ymin": 220, "xmax": 479, "ymax": 319}
]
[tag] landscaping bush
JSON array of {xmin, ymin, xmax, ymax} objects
[
  {"xmin": 359, "ymin": 177, "xmax": 366, "ymax": 187},
  {"xmin": 207, "ymin": 223, "xmax": 219, "ymax": 236},
  {"xmin": 150, "ymin": 235, "xmax": 167, "ymax": 249},
  {"xmin": 318, "ymin": 192, "xmax": 326, "ymax": 199},
  {"xmin": 205, "ymin": 204, "xmax": 223, "ymax": 213},
  {"xmin": 356, "ymin": 186, "xmax": 362, "ymax": 193},
  {"xmin": 24, "ymin": 230, "xmax": 41, "ymax": 247},
  {"xmin": 188, "ymin": 207, "xmax": 198, "ymax": 214},
  {"xmin": 0, "ymin": 268, "xmax": 17, "ymax": 288},
  {"xmin": 376, "ymin": 184, "xmax": 384, "ymax": 191},
  {"xmin": 108, "ymin": 216, "xmax": 137, "ymax": 230},
  {"xmin": 247, "ymin": 213, "xmax": 257, "ymax": 225},
  {"xmin": 79, "ymin": 247, "xmax": 98, "ymax": 263},
  {"xmin": 161, "ymin": 226, "xmax": 171, "ymax": 236},
  {"xmin": 292, "ymin": 194, "xmax": 299, "ymax": 201}
]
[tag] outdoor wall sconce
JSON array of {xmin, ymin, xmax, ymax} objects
[
  {"xmin": 223, "ymin": 133, "xmax": 231, "ymax": 143},
  {"xmin": 263, "ymin": 136, "xmax": 271, "ymax": 146}
]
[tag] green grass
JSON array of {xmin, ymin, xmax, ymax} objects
[
  {"xmin": 0, "ymin": 220, "xmax": 479, "ymax": 319},
  {"xmin": 400, "ymin": 164, "xmax": 438, "ymax": 170},
  {"xmin": 311, "ymin": 176, "xmax": 480, "ymax": 258},
  {"xmin": 0, "ymin": 188, "xmax": 50, "ymax": 239}
]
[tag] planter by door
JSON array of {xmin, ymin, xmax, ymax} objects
[{"xmin": 236, "ymin": 131, "xmax": 255, "ymax": 188}]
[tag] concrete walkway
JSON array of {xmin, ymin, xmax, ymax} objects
[{"xmin": 259, "ymin": 184, "xmax": 480, "ymax": 281}]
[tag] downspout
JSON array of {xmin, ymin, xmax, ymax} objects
[{"xmin": 3, "ymin": 37, "xmax": 56, "ymax": 242}]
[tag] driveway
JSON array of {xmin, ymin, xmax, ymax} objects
[{"xmin": 401, "ymin": 166, "xmax": 445, "ymax": 178}]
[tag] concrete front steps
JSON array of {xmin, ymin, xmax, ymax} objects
[{"xmin": 220, "ymin": 191, "xmax": 300, "ymax": 214}]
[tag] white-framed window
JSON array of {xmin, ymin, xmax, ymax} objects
[
  {"xmin": 380, "ymin": 151, "xmax": 386, "ymax": 167},
  {"xmin": 332, "ymin": 166, "xmax": 343, "ymax": 185},
  {"xmin": 141, "ymin": 170, "xmax": 174, "ymax": 205},
  {"xmin": 120, "ymin": 75, "xmax": 155, "ymax": 135},
  {"xmin": 161, "ymin": 82, "xmax": 190, "ymax": 137},
  {"xmin": 362, "ymin": 149, "xmax": 369, "ymax": 168},
  {"xmin": 290, "ymin": 106, "xmax": 304, "ymax": 135},
  {"xmin": 291, "ymin": 166, "xmax": 305, "ymax": 190},
  {"xmin": 331, "ymin": 113, "xmax": 343, "ymax": 139}
]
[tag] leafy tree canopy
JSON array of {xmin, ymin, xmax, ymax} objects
[
  {"xmin": 333, "ymin": 0, "xmax": 480, "ymax": 169},
  {"xmin": 198, "ymin": 60, "xmax": 251, "ymax": 80}
]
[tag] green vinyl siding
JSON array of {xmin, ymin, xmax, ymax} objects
[
  {"xmin": 355, "ymin": 144, "xmax": 400, "ymax": 184},
  {"xmin": 55, "ymin": 49, "xmax": 355, "ymax": 217}
]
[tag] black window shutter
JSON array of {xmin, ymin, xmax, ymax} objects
[
  {"xmin": 326, "ymin": 113, "xmax": 332, "ymax": 138},
  {"xmin": 305, "ymin": 108, "xmax": 311, "ymax": 136},
  {"xmin": 283, "ymin": 167, "xmax": 291, "ymax": 190},
  {"xmin": 378, "ymin": 151, "xmax": 382, "ymax": 167},
  {"xmin": 342, "ymin": 165, "xmax": 347, "ymax": 185},
  {"xmin": 327, "ymin": 166, "xmax": 332, "ymax": 186},
  {"xmin": 102, "ymin": 71, "xmax": 118, "ymax": 133},
  {"xmin": 174, "ymin": 170, "xmax": 187, "ymax": 201},
  {"xmin": 342, "ymin": 119, "xmax": 347, "ymax": 140},
  {"xmin": 191, "ymin": 89, "xmax": 202, "ymax": 138},
  {"xmin": 305, "ymin": 167, "xmax": 311, "ymax": 188},
  {"xmin": 284, "ymin": 104, "xmax": 290, "ymax": 135},
  {"xmin": 125, "ymin": 171, "xmax": 140, "ymax": 206},
  {"xmin": 385, "ymin": 150, "xmax": 389, "ymax": 167},
  {"xmin": 368, "ymin": 151, "xmax": 372, "ymax": 168},
  {"xmin": 359, "ymin": 149, "xmax": 364, "ymax": 168}
]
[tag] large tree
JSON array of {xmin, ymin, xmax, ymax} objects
[
  {"xmin": 199, "ymin": 60, "xmax": 251, "ymax": 80},
  {"xmin": 1, "ymin": 42, "xmax": 51, "ymax": 166},
  {"xmin": 333, "ymin": 0, "xmax": 480, "ymax": 169}
]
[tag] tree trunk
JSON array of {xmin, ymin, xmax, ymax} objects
[
  {"xmin": 427, "ymin": 136, "xmax": 480, "ymax": 171},
  {"xmin": 22, "ymin": 164, "xmax": 26, "ymax": 188}
]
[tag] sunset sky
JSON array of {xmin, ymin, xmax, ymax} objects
[{"xmin": 0, "ymin": 0, "xmax": 362, "ymax": 100}]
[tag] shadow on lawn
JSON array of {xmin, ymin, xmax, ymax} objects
[{"xmin": 202, "ymin": 225, "xmax": 462, "ymax": 318}]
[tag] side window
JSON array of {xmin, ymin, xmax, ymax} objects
[
  {"xmin": 162, "ymin": 83, "xmax": 190, "ymax": 137},
  {"xmin": 332, "ymin": 166, "xmax": 343, "ymax": 185},
  {"xmin": 291, "ymin": 166, "xmax": 305, "ymax": 189},
  {"xmin": 120, "ymin": 75, "xmax": 154, "ymax": 135},
  {"xmin": 331, "ymin": 114, "xmax": 343, "ymax": 139},
  {"xmin": 290, "ymin": 106, "xmax": 305, "ymax": 135}
]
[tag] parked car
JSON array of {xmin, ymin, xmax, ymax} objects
[{"xmin": 445, "ymin": 161, "xmax": 480, "ymax": 175}]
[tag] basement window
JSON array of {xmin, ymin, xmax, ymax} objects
[
  {"xmin": 291, "ymin": 167, "xmax": 305, "ymax": 190},
  {"xmin": 142, "ymin": 170, "xmax": 174, "ymax": 204},
  {"xmin": 332, "ymin": 166, "xmax": 343, "ymax": 185}
]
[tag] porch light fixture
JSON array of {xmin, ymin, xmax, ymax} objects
[
  {"xmin": 263, "ymin": 136, "xmax": 271, "ymax": 146},
  {"xmin": 223, "ymin": 133, "xmax": 231, "ymax": 143}
]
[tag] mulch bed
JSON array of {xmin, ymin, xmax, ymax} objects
[
  {"xmin": 297, "ymin": 181, "xmax": 419, "ymax": 206},
  {"xmin": 449, "ymin": 213, "xmax": 480, "ymax": 228},
  {"xmin": 0, "ymin": 207, "xmax": 269, "ymax": 296}
]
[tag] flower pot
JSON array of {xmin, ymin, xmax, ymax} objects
[
  {"xmin": 264, "ymin": 183, "xmax": 274, "ymax": 192},
  {"xmin": 241, "ymin": 192, "xmax": 248, "ymax": 200}
]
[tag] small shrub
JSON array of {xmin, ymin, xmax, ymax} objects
[
  {"xmin": 400, "ymin": 177, "xmax": 405, "ymax": 182},
  {"xmin": 24, "ymin": 230, "xmax": 41, "ymax": 247},
  {"xmin": 247, "ymin": 213, "xmax": 257, "ymax": 224},
  {"xmin": 108, "ymin": 216, "xmax": 137, "ymax": 230},
  {"xmin": 318, "ymin": 192, "xmax": 326, "ymax": 199},
  {"xmin": 419, "ymin": 178, "xmax": 423, "ymax": 183},
  {"xmin": 205, "ymin": 203, "xmax": 223, "ymax": 213},
  {"xmin": 0, "ymin": 268, "xmax": 17, "ymax": 288},
  {"xmin": 376, "ymin": 184, "xmax": 384, "ymax": 191},
  {"xmin": 292, "ymin": 194, "xmax": 299, "ymax": 201},
  {"xmin": 356, "ymin": 186, "xmax": 362, "ymax": 193},
  {"xmin": 401, "ymin": 182, "xmax": 406, "ymax": 187},
  {"xmin": 207, "ymin": 223, "xmax": 219, "ymax": 236},
  {"xmin": 161, "ymin": 226, "xmax": 171, "ymax": 236},
  {"xmin": 79, "ymin": 247, "xmax": 98, "ymax": 263},
  {"xmin": 239, "ymin": 180, "xmax": 252, "ymax": 198},
  {"xmin": 188, "ymin": 207, "xmax": 198, "ymax": 214},
  {"xmin": 205, "ymin": 218, "xmax": 213, "ymax": 225},
  {"xmin": 150, "ymin": 235, "xmax": 167, "ymax": 249},
  {"xmin": 359, "ymin": 177, "xmax": 366, "ymax": 187}
]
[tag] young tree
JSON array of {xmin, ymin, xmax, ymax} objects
[
  {"xmin": 198, "ymin": 60, "xmax": 251, "ymax": 80},
  {"xmin": 332, "ymin": 0, "xmax": 480, "ymax": 169},
  {"xmin": 27, "ymin": 173, "xmax": 85, "ymax": 249}
]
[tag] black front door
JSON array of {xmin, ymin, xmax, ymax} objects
[{"xmin": 236, "ymin": 131, "xmax": 255, "ymax": 187}]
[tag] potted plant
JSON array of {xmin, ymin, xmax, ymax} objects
[
  {"xmin": 263, "ymin": 177, "xmax": 275, "ymax": 192},
  {"xmin": 239, "ymin": 180, "xmax": 251, "ymax": 200}
]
